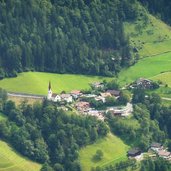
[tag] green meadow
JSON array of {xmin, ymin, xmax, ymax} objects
[
  {"xmin": 79, "ymin": 133, "xmax": 129, "ymax": 171},
  {"xmin": 0, "ymin": 140, "xmax": 41, "ymax": 171},
  {"xmin": 152, "ymin": 72, "xmax": 171, "ymax": 87},
  {"xmin": 0, "ymin": 72, "xmax": 111, "ymax": 95},
  {"xmin": 125, "ymin": 15, "xmax": 171, "ymax": 58},
  {"xmin": 118, "ymin": 52, "xmax": 171, "ymax": 86}
]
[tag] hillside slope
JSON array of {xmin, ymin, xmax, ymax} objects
[
  {"xmin": 125, "ymin": 14, "xmax": 171, "ymax": 58},
  {"xmin": 0, "ymin": 140, "xmax": 41, "ymax": 171}
]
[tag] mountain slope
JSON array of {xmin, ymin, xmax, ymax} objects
[{"xmin": 0, "ymin": 0, "xmax": 140, "ymax": 78}]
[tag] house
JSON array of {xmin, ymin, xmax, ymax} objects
[
  {"xmin": 81, "ymin": 94, "xmax": 97, "ymax": 99},
  {"xmin": 91, "ymin": 82, "xmax": 104, "ymax": 89},
  {"xmin": 87, "ymin": 110, "xmax": 104, "ymax": 120},
  {"xmin": 106, "ymin": 90, "xmax": 121, "ymax": 98},
  {"xmin": 150, "ymin": 142, "xmax": 163, "ymax": 152},
  {"xmin": 158, "ymin": 150, "xmax": 171, "ymax": 160},
  {"xmin": 100, "ymin": 92, "xmax": 112, "ymax": 98},
  {"xmin": 60, "ymin": 94, "xmax": 73, "ymax": 103},
  {"xmin": 94, "ymin": 96, "xmax": 106, "ymax": 103},
  {"xmin": 129, "ymin": 78, "xmax": 156, "ymax": 89},
  {"xmin": 51, "ymin": 93, "xmax": 61, "ymax": 102},
  {"xmin": 75, "ymin": 101, "xmax": 90, "ymax": 111},
  {"xmin": 70, "ymin": 90, "xmax": 82, "ymax": 99},
  {"xmin": 127, "ymin": 148, "xmax": 142, "ymax": 158}
]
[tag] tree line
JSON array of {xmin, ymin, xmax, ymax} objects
[
  {"xmin": 138, "ymin": 0, "xmax": 171, "ymax": 25},
  {"xmin": 0, "ymin": 0, "xmax": 141, "ymax": 78},
  {"xmin": 0, "ymin": 90, "xmax": 109, "ymax": 171}
]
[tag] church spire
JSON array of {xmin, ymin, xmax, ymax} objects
[{"xmin": 48, "ymin": 81, "xmax": 51, "ymax": 91}]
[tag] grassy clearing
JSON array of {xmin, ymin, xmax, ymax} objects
[
  {"xmin": 0, "ymin": 140, "xmax": 41, "ymax": 171},
  {"xmin": 79, "ymin": 133, "xmax": 129, "ymax": 171},
  {"xmin": 0, "ymin": 113, "xmax": 7, "ymax": 121},
  {"xmin": 118, "ymin": 52, "xmax": 171, "ymax": 86},
  {"xmin": 125, "ymin": 14, "xmax": 171, "ymax": 58},
  {"xmin": 0, "ymin": 72, "xmax": 111, "ymax": 95}
]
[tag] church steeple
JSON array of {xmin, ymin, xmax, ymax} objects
[
  {"xmin": 47, "ymin": 81, "xmax": 52, "ymax": 100},
  {"xmin": 48, "ymin": 81, "xmax": 51, "ymax": 91}
]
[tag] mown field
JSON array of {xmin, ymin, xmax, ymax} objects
[
  {"xmin": 0, "ymin": 72, "xmax": 111, "ymax": 95},
  {"xmin": 79, "ymin": 133, "xmax": 129, "ymax": 171},
  {"xmin": 0, "ymin": 140, "xmax": 41, "ymax": 171}
]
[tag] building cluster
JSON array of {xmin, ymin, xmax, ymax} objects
[
  {"xmin": 150, "ymin": 142, "xmax": 171, "ymax": 160},
  {"xmin": 129, "ymin": 78, "xmax": 158, "ymax": 89},
  {"xmin": 127, "ymin": 142, "xmax": 171, "ymax": 161},
  {"xmin": 47, "ymin": 82, "xmax": 133, "ymax": 120}
]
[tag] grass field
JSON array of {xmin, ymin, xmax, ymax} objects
[
  {"xmin": 152, "ymin": 72, "xmax": 171, "ymax": 87},
  {"xmin": 0, "ymin": 140, "xmax": 41, "ymax": 171},
  {"xmin": 79, "ymin": 133, "xmax": 129, "ymax": 171},
  {"xmin": 118, "ymin": 52, "xmax": 171, "ymax": 86},
  {"xmin": 0, "ymin": 113, "xmax": 7, "ymax": 121},
  {"xmin": 0, "ymin": 72, "xmax": 111, "ymax": 95},
  {"xmin": 125, "ymin": 14, "xmax": 171, "ymax": 58}
]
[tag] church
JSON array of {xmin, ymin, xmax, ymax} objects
[{"xmin": 47, "ymin": 82, "xmax": 72, "ymax": 103}]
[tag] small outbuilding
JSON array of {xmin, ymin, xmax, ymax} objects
[{"xmin": 127, "ymin": 148, "xmax": 141, "ymax": 158}]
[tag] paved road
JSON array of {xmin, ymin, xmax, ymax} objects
[
  {"xmin": 8, "ymin": 92, "xmax": 45, "ymax": 99},
  {"xmin": 162, "ymin": 97, "xmax": 171, "ymax": 101}
]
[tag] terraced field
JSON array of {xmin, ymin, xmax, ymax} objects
[{"xmin": 0, "ymin": 141, "xmax": 41, "ymax": 171}]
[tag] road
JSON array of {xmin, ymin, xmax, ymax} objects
[{"xmin": 7, "ymin": 92, "xmax": 45, "ymax": 99}]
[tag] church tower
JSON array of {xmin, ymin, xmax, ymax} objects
[{"xmin": 47, "ymin": 81, "xmax": 52, "ymax": 100}]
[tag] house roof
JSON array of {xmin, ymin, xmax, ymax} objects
[
  {"xmin": 158, "ymin": 150, "xmax": 171, "ymax": 157},
  {"xmin": 107, "ymin": 90, "xmax": 120, "ymax": 96},
  {"xmin": 71, "ymin": 90, "xmax": 82, "ymax": 95},
  {"xmin": 128, "ymin": 148, "xmax": 141, "ymax": 156},
  {"xmin": 61, "ymin": 94, "xmax": 71, "ymax": 98},
  {"xmin": 100, "ymin": 92, "xmax": 112, "ymax": 98},
  {"xmin": 52, "ymin": 93, "xmax": 58, "ymax": 98},
  {"xmin": 75, "ymin": 101, "xmax": 90, "ymax": 108},
  {"xmin": 151, "ymin": 142, "xmax": 162, "ymax": 148}
]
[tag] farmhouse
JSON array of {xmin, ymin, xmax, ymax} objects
[
  {"xmin": 60, "ymin": 94, "xmax": 73, "ymax": 103},
  {"xmin": 70, "ymin": 90, "xmax": 82, "ymax": 99},
  {"xmin": 106, "ymin": 90, "xmax": 121, "ymax": 98},
  {"xmin": 158, "ymin": 150, "xmax": 171, "ymax": 160},
  {"xmin": 150, "ymin": 142, "xmax": 163, "ymax": 152},
  {"xmin": 100, "ymin": 92, "xmax": 112, "ymax": 98},
  {"xmin": 91, "ymin": 82, "xmax": 104, "ymax": 89},
  {"xmin": 129, "ymin": 78, "xmax": 158, "ymax": 89},
  {"xmin": 75, "ymin": 101, "xmax": 90, "ymax": 111},
  {"xmin": 127, "ymin": 148, "xmax": 142, "ymax": 158}
]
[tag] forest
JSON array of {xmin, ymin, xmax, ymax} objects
[
  {"xmin": 0, "ymin": 88, "xmax": 109, "ymax": 171},
  {"xmin": 138, "ymin": 0, "xmax": 171, "ymax": 25},
  {"xmin": 0, "ymin": 0, "xmax": 141, "ymax": 78}
]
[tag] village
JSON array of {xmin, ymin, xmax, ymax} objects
[
  {"xmin": 47, "ymin": 78, "xmax": 171, "ymax": 163},
  {"xmin": 47, "ymin": 81, "xmax": 133, "ymax": 121}
]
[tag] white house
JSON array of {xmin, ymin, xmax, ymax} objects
[
  {"xmin": 60, "ymin": 94, "xmax": 73, "ymax": 103},
  {"xmin": 51, "ymin": 93, "xmax": 61, "ymax": 102},
  {"xmin": 150, "ymin": 142, "xmax": 163, "ymax": 152}
]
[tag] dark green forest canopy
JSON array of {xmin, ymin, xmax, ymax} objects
[
  {"xmin": 138, "ymin": 0, "xmax": 171, "ymax": 25},
  {"xmin": 0, "ymin": 0, "xmax": 140, "ymax": 77}
]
